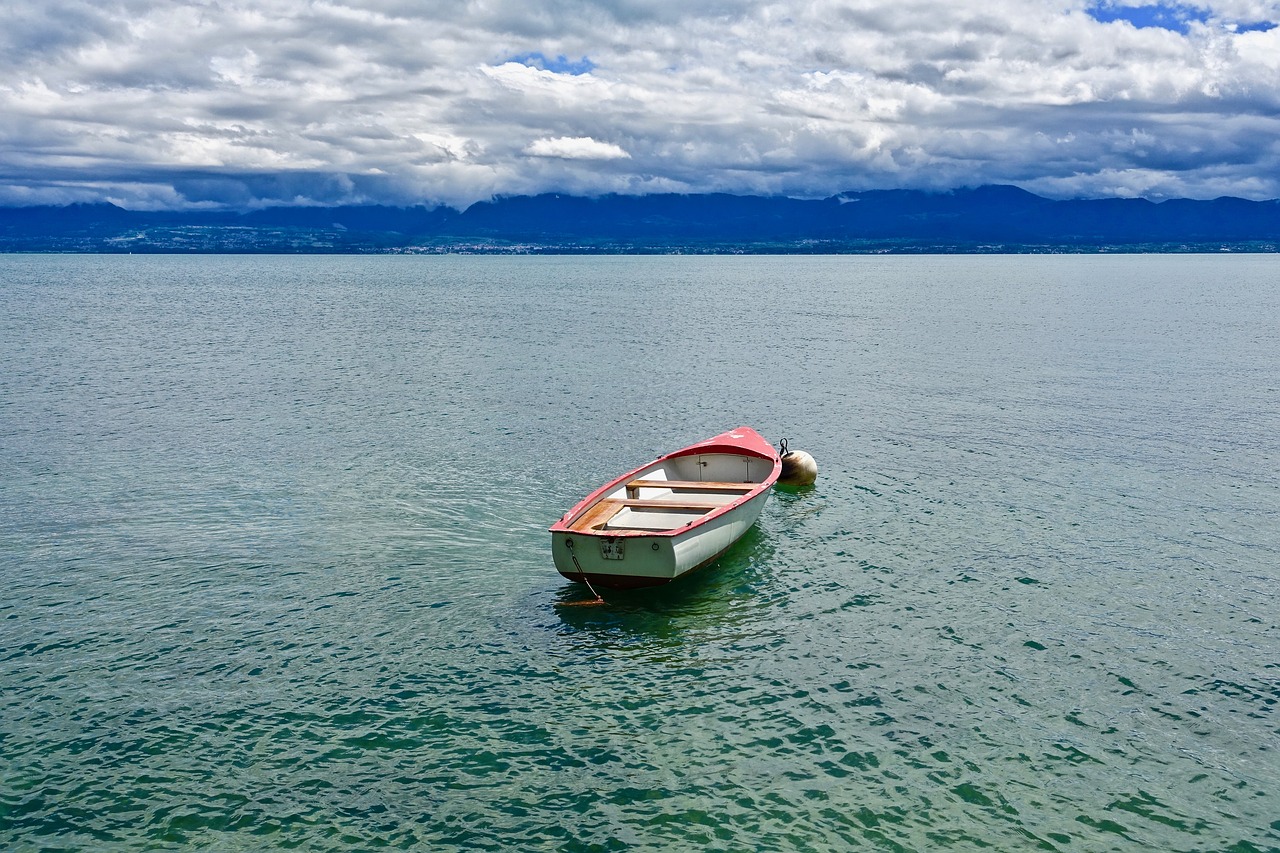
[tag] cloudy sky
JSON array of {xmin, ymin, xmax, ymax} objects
[{"xmin": 3, "ymin": 0, "xmax": 1279, "ymax": 209}]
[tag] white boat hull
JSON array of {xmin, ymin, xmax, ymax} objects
[{"xmin": 549, "ymin": 427, "xmax": 780, "ymax": 589}]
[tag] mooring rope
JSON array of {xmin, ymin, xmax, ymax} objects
[{"xmin": 564, "ymin": 538, "xmax": 605, "ymax": 605}]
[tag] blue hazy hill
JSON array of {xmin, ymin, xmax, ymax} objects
[{"xmin": 1, "ymin": 187, "xmax": 1277, "ymax": 251}]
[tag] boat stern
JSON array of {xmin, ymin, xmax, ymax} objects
[{"xmin": 550, "ymin": 531, "xmax": 679, "ymax": 589}]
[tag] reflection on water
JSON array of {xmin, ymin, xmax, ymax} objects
[
  {"xmin": 553, "ymin": 525, "xmax": 779, "ymax": 638},
  {"xmin": 2, "ymin": 254, "xmax": 1278, "ymax": 851}
]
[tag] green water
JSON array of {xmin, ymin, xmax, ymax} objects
[{"xmin": 1, "ymin": 254, "xmax": 1277, "ymax": 851}]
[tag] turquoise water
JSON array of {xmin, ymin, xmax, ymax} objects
[{"xmin": 1, "ymin": 254, "xmax": 1277, "ymax": 851}]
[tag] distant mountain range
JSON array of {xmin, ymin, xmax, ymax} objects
[{"xmin": 2, "ymin": 185, "xmax": 1278, "ymax": 252}]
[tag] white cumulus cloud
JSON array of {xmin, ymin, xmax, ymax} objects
[
  {"xmin": 1, "ymin": 0, "xmax": 1279, "ymax": 208},
  {"xmin": 524, "ymin": 136, "xmax": 631, "ymax": 160}
]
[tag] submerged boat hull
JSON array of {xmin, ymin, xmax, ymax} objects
[{"xmin": 549, "ymin": 427, "xmax": 781, "ymax": 589}]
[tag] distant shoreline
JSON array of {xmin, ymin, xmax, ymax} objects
[{"xmin": 3, "ymin": 186, "xmax": 1278, "ymax": 253}]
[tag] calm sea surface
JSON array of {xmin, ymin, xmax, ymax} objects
[{"xmin": 1, "ymin": 254, "xmax": 1277, "ymax": 852}]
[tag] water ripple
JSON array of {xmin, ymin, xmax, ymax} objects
[{"xmin": 3, "ymin": 255, "xmax": 1279, "ymax": 851}]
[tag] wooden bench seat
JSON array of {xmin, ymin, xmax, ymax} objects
[
  {"xmin": 565, "ymin": 497, "xmax": 726, "ymax": 532},
  {"xmin": 620, "ymin": 499, "xmax": 725, "ymax": 511},
  {"xmin": 566, "ymin": 499, "xmax": 624, "ymax": 532},
  {"xmin": 625, "ymin": 479, "xmax": 755, "ymax": 498}
]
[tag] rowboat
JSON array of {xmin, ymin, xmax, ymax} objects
[{"xmin": 549, "ymin": 427, "xmax": 781, "ymax": 590}]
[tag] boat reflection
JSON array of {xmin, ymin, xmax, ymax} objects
[{"xmin": 551, "ymin": 526, "xmax": 780, "ymax": 647}]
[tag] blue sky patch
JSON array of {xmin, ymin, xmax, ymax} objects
[
  {"xmin": 506, "ymin": 52, "xmax": 596, "ymax": 75},
  {"xmin": 1086, "ymin": 3, "xmax": 1208, "ymax": 33}
]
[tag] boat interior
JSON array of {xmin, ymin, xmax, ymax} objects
[{"xmin": 565, "ymin": 453, "xmax": 772, "ymax": 533}]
